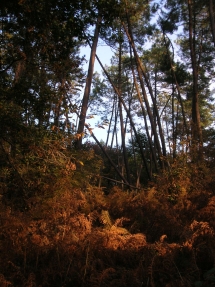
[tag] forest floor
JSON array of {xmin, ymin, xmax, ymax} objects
[{"xmin": 0, "ymin": 164, "xmax": 215, "ymax": 287}]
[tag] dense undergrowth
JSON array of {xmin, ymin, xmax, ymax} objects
[{"xmin": 0, "ymin": 156, "xmax": 215, "ymax": 287}]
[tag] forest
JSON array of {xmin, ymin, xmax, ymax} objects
[{"xmin": 0, "ymin": 0, "xmax": 215, "ymax": 286}]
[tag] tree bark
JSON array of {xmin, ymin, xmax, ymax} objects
[
  {"xmin": 122, "ymin": 21, "xmax": 164, "ymax": 168},
  {"xmin": 123, "ymin": 20, "xmax": 167, "ymax": 161},
  {"xmin": 105, "ymin": 95, "xmax": 116, "ymax": 146},
  {"xmin": 162, "ymin": 32, "xmax": 188, "ymax": 137},
  {"xmin": 76, "ymin": 15, "xmax": 101, "ymax": 148},
  {"xmin": 187, "ymin": 0, "xmax": 203, "ymax": 157},
  {"xmin": 129, "ymin": 45, "xmax": 158, "ymax": 172},
  {"xmin": 110, "ymin": 102, "xmax": 119, "ymax": 149},
  {"xmin": 118, "ymin": 37, "xmax": 131, "ymax": 184}
]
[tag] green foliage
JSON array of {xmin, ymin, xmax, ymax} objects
[
  {"xmin": 156, "ymin": 155, "xmax": 214, "ymax": 205},
  {"xmin": 70, "ymin": 145, "xmax": 103, "ymax": 189},
  {"xmin": 1, "ymin": 130, "xmax": 71, "ymax": 203}
]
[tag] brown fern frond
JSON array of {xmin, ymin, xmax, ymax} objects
[
  {"xmin": 100, "ymin": 210, "xmax": 112, "ymax": 229},
  {"xmin": 109, "ymin": 225, "xmax": 130, "ymax": 236},
  {"xmin": 0, "ymin": 274, "xmax": 12, "ymax": 287},
  {"xmin": 114, "ymin": 217, "xmax": 130, "ymax": 227},
  {"xmin": 88, "ymin": 210, "xmax": 100, "ymax": 225}
]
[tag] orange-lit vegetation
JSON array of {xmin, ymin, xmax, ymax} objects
[
  {"xmin": 1, "ymin": 0, "xmax": 215, "ymax": 285},
  {"xmin": 0, "ymin": 151, "xmax": 215, "ymax": 286}
]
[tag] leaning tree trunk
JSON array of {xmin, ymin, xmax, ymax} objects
[
  {"xmin": 162, "ymin": 32, "xmax": 188, "ymax": 138},
  {"xmin": 122, "ymin": 21, "xmax": 164, "ymax": 169},
  {"xmin": 123, "ymin": 19, "xmax": 167, "ymax": 161},
  {"xmin": 106, "ymin": 95, "xmax": 116, "ymax": 146},
  {"xmin": 76, "ymin": 15, "xmax": 101, "ymax": 148},
  {"xmin": 110, "ymin": 102, "xmax": 119, "ymax": 149},
  {"xmin": 129, "ymin": 45, "xmax": 158, "ymax": 172}
]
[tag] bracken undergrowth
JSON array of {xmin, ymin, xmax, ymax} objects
[{"xmin": 0, "ymin": 162, "xmax": 215, "ymax": 287}]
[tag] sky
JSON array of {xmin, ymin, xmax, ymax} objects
[{"xmin": 81, "ymin": 43, "xmax": 113, "ymax": 74}]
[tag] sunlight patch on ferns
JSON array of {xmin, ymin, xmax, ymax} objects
[
  {"xmin": 100, "ymin": 210, "xmax": 130, "ymax": 235},
  {"xmin": 100, "ymin": 210, "xmax": 112, "ymax": 229}
]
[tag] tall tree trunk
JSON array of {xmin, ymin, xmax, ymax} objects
[
  {"xmin": 76, "ymin": 15, "xmax": 101, "ymax": 148},
  {"xmin": 171, "ymin": 83, "xmax": 176, "ymax": 159},
  {"xmin": 122, "ymin": 21, "xmax": 164, "ymax": 168},
  {"xmin": 123, "ymin": 19, "xmax": 167, "ymax": 161},
  {"xmin": 162, "ymin": 32, "xmax": 188, "ymax": 138},
  {"xmin": 129, "ymin": 45, "xmax": 158, "ymax": 172},
  {"xmin": 106, "ymin": 95, "xmax": 116, "ymax": 146},
  {"xmin": 111, "ymin": 103, "xmax": 119, "ymax": 149},
  {"xmin": 119, "ymin": 95, "xmax": 131, "ymax": 184},
  {"xmin": 187, "ymin": 0, "xmax": 203, "ymax": 158},
  {"xmin": 118, "ymin": 36, "xmax": 131, "ymax": 184}
]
